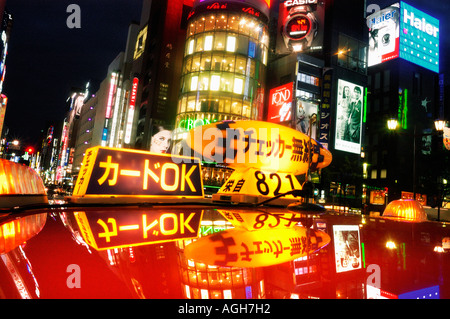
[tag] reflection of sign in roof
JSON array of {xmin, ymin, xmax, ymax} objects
[
  {"xmin": 184, "ymin": 226, "xmax": 330, "ymax": 267},
  {"xmin": 74, "ymin": 208, "xmax": 203, "ymax": 250},
  {"xmin": 72, "ymin": 147, "xmax": 204, "ymax": 200}
]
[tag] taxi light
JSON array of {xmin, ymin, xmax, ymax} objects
[
  {"xmin": 0, "ymin": 213, "xmax": 47, "ymax": 254},
  {"xmin": 383, "ymin": 199, "xmax": 427, "ymax": 221},
  {"xmin": 0, "ymin": 159, "xmax": 47, "ymax": 208}
]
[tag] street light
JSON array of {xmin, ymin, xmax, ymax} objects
[
  {"xmin": 387, "ymin": 118, "xmax": 399, "ymax": 130},
  {"xmin": 435, "ymin": 119, "xmax": 446, "ymax": 131}
]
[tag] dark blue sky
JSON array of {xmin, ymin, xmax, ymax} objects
[
  {"xmin": 1, "ymin": 0, "xmax": 448, "ymax": 147},
  {"xmin": 2, "ymin": 0, "xmax": 142, "ymax": 146}
]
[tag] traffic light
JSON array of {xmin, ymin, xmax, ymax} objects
[{"xmin": 25, "ymin": 146, "xmax": 34, "ymax": 154}]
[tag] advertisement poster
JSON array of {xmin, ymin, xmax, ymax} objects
[
  {"xmin": 399, "ymin": 1, "xmax": 440, "ymax": 73},
  {"xmin": 367, "ymin": 3, "xmax": 400, "ymax": 67},
  {"xmin": 150, "ymin": 124, "xmax": 173, "ymax": 154},
  {"xmin": 267, "ymin": 82, "xmax": 293, "ymax": 123},
  {"xmin": 333, "ymin": 225, "xmax": 362, "ymax": 273},
  {"xmin": 334, "ymin": 79, "xmax": 364, "ymax": 154},
  {"xmin": 296, "ymin": 100, "xmax": 318, "ymax": 140},
  {"xmin": 276, "ymin": 0, "xmax": 324, "ymax": 54}
]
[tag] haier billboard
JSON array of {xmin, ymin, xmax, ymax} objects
[{"xmin": 367, "ymin": 1, "xmax": 439, "ymax": 73}]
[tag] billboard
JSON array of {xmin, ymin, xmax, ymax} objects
[
  {"xmin": 276, "ymin": 0, "xmax": 325, "ymax": 54},
  {"xmin": 296, "ymin": 100, "xmax": 318, "ymax": 140},
  {"xmin": 367, "ymin": 2, "xmax": 439, "ymax": 73},
  {"xmin": 399, "ymin": 2, "xmax": 439, "ymax": 73},
  {"xmin": 267, "ymin": 82, "xmax": 293, "ymax": 123},
  {"xmin": 367, "ymin": 3, "xmax": 400, "ymax": 67},
  {"xmin": 334, "ymin": 79, "xmax": 364, "ymax": 154}
]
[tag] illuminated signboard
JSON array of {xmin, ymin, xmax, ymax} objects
[
  {"xmin": 125, "ymin": 77, "xmax": 139, "ymax": 144},
  {"xmin": 73, "ymin": 146, "xmax": 204, "ymax": 199},
  {"xmin": 333, "ymin": 225, "xmax": 362, "ymax": 273},
  {"xmin": 276, "ymin": 0, "xmax": 324, "ymax": 54},
  {"xmin": 186, "ymin": 120, "xmax": 331, "ymax": 204},
  {"xmin": 367, "ymin": 3, "xmax": 400, "ymax": 67},
  {"xmin": 334, "ymin": 79, "xmax": 364, "ymax": 154},
  {"xmin": 267, "ymin": 82, "xmax": 293, "ymax": 123},
  {"xmin": 184, "ymin": 226, "xmax": 330, "ymax": 267},
  {"xmin": 367, "ymin": 2, "xmax": 439, "ymax": 73},
  {"xmin": 74, "ymin": 209, "xmax": 203, "ymax": 250},
  {"xmin": 399, "ymin": 2, "xmax": 439, "ymax": 73},
  {"xmin": 398, "ymin": 285, "xmax": 439, "ymax": 299}
]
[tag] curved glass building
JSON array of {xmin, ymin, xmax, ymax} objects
[{"xmin": 173, "ymin": 0, "xmax": 270, "ymax": 143}]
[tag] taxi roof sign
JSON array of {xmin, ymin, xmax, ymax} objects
[{"xmin": 72, "ymin": 147, "xmax": 204, "ymax": 201}]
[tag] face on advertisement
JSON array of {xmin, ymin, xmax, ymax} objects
[{"xmin": 150, "ymin": 128, "xmax": 172, "ymax": 153}]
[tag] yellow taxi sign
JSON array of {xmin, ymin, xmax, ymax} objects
[
  {"xmin": 73, "ymin": 146, "xmax": 204, "ymax": 199},
  {"xmin": 74, "ymin": 208, "xmax": 203, "ymax": 250},
  {"xmin": 186, "ymin": 120, "xmax": 332, "ymax": 175}
]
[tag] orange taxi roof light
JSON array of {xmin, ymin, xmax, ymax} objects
[
  {"xmin": 383, "ymin": 199, "xmax": 427, "ymax": 222},
  {"xmin": 0, "ymin": 159, "xmax": 46, "ymax": 196}
]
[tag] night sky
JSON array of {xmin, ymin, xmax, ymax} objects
[
  {"xmin": 2, "ymin": 0, "xmax": 142, "ymax": 147},
  {"xmin": 1, "ymin": 0, "xmax": 449, "ymax": 148}
]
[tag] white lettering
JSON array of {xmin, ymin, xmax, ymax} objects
[
  {"xmin": 403, "ymin": 9, "xmax": 439, "ymax": 38},
  {"xmin": 284, "ymin": 0, "xmax": 317, "ymax": 8},
  {"xmin": 66, "ymin": 264, "xmax": 81, "ymax": 288},
  {"xmin": 66, "ymin": 4, "xmax": 81, "ymax": 29}
]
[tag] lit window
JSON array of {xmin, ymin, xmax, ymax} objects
[
  {"xmin": 204, "ymin": 35, "xmax": 213, "ymax": 51},
  {"xmin": 233, "ymin": 77, "xmax": 243, "ymax": 94},
  {"xmin": 226, "ymin": 36, "xmax": 236, "ymax": 52},
  {"xmin": 210, "ymin": 75, "xmax": 220, "ymax": 91},
  {"xmin": 188, "ymin": 39, "xmax": 194, "ymax": 55},
  {"xmin": 190, "ymin": 76, "xmax": 198, "ymax": 91}
]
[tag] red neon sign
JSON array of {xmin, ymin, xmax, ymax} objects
[{"xmin": 267, "ymin": 82, "xmax": 293, "ymax": 123}]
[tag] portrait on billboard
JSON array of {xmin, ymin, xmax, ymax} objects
[
  {"xmin": 367, "ymin": 3, "xmax": 400, "ymax": 67},
  {"xmin": 150, "ymin": 125, "xmax": 172, "ymax": 154},
  {"xmin": 335, "ymin": 79, "xmax": 364, "ymax": 154}
]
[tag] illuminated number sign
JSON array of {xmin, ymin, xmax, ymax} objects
[
  {"xmin": 73, "ymin": 146, "xmax": 203, "ymax": 198},
  {"xmin": 74, "ymin": 209, "xmax": 203, "ymax": 250},
  {"xmin": 187, "ymin": 120, "xmax": 332, "ymax": 203},
  {"xmin": 184, "ymin": 226, "xmax": 330, "ymax": 267}
]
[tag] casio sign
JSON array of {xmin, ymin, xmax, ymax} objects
[
  {"xmin": 284, "ymin": 0, "xmax": 317, "ymax": 8},
  {"xmin": 403, "ymin": 8, "xmax": 439, "ymax": 37}
]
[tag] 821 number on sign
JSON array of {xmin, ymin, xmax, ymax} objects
[{"xmin": 254, "ymin": 170, "xmax": 299, "ymax": 196}]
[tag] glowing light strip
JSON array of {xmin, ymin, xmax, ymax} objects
[{"xmin": 105, "ymin": 72, "xmax": 118, "ymax": 119}]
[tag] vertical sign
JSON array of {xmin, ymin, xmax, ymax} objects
[
  {"xmin": 125, "ymin": 77, "xmax": 139, "ymax": 144},
  {"xmin": 319, "ymin": 69, "xmax": 332, "ymax": 149}
]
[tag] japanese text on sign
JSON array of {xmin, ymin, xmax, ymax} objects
[{"xmin": 73, "ymin": 147, "xmax": 203, "ymax": 198}]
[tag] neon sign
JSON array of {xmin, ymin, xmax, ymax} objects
[
  {"xmin": 125, "ymin": 77, "xmax": 139, "ymax": 144},
  {"xmin": 73, "ymin": 146, "xmax": 204, "ymax": 199}
]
